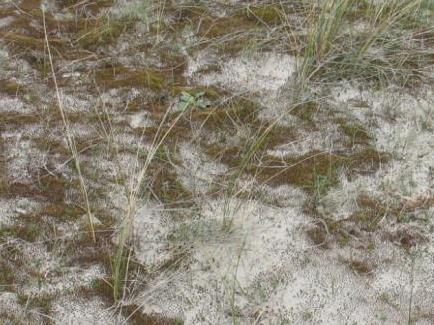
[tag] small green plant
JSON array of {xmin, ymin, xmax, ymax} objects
[{"xmin": 177, "ymin": 91, "xmax": 210, "ymax": 112}]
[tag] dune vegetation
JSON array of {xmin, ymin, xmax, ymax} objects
[{"xmin": 0, "ymin": 0, "xmax": 434, "ymax": 324}]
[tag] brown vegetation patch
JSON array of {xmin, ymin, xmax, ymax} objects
[
  {"xmin": 305, "ymin": 223, "xmax": 329, "ymax": 248},
  {"xmin": 0, "ymin": 255, "xmax": 17, "ymax": 291},
  {"xmin": 204, "ymin": 145, "xmax": 245, "ymax": 169},
  {"xmin": 348, "ymin": 195, "xmax": 387, "ymax": 232},
  {"xmin": 19, "ymin": 0, "xmax": 43, "ymax": 11},
  {"xmin": 197, "ymin": 14, "xmax": 257, "ymax": 40},
  {"xmin": 73, "ymin": 17, "xmax": 135, "ymax": 50},
  {"xmin": 77, "ymin": 278, "xmax": 114, "ymax": 305},
  {"xmin": 56, "ymin": 0, "xmax": 115, "ymax": 14},
  {"xmin": 1, "ymin": 4, "xmax": 135, "ymax": 70},
  {"xmin": 346, "ymin": 258, "xmax": 375, "ymax": 275},
  {"xmin": 1, "ymin": 213, "xmax": 54, "ymax": 242},
  {"xmin": 0, "ymin": 136, "xmax": 6, "ymax": 195},
  {"xmin": 147, "ymin": 150, "xmax": 195, "ymax": 209},
  {"xmin": 289, "ymin": 101, "xmax": 319, "ymax": 122},
  {"xmin": 335, "ymin": 117, "xmax": 372, "ymax": 146},
  {"xmin": 6, "ymin": 174, "xmax": 65, "ymax": 202},
  {"xmin": 0, "ymin": 80, "xmax": 25, "ymax": 96},
  {"xmin": 186, "ymin": 97, "xmax": 260, "ymax": 130},
  {"xmin": 384, "ymin": 225, "xmax": 428, "ymax": 250},
  {"xmin": 244, "ymin": 4, "xmax": 290, "ymax": 25},
  {"xmin": 0, "ymin": 112, "xmax": 40, "ymax": 129},
  {"xmin": 133, "ymin": 94, "xmax": 263, "ymax": 150},
  {"xmin": 65, "ymin": 221, "xmax": 115, "ymax": 270},
  {"xmin": 17, "ymin": 292, "xmax": 54, "ymax": 316},
  {"xmin": 94, "ymin": 66, "xmax": 167, "ymax": 91},
  {"xmin": 249, "ymin": 148, "xmax": 390, "ymax": 192},
  {"xmin": 168, "ymin": 5, "xmax": 258, "ymax": 53}
]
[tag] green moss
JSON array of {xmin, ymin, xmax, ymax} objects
[
  {"xmin": 0, "ymin": 112, "xmax": 40, "ymax": 127},
  {"xmin": 290, "ymin": 101, "xmax": 319, "ymax": 122},
  {"xmin": 336, "ymin": 118, "xmax": 372, "ymax": 145},
  {"xmin": 188, "ymin": 97, "xmax": 260, "ymax": 132},
  {"xmin": 17, "ymin": 293, "xmax": 53, "ymax": 315},
  {"xmin": 42, "ymin": 203, "xmax": 83, "ymax": 221},
  {"xmin": 19, "ymin": 0, "xmax": 42, "ymax": 10},
  {"xmin": 262, "ymin": 124, "xmax": 297, "ymax": 149},
  {"xmin": 94, "ymin": 66, "xmax": 165, "ymax": 90},
  {"xmin": 250, "ymin": 152, "xmax": 341, "ymax": 191},
  {"xmin": 248, "ymin": 147, "xmax": 389, "ymax": 192},
  {"xmin": 0, "ymin": 259, "xmax": 15, "ymax": 290},
  {"xmin": 245, "ymin": 4, "xmax": 284, "ymax": 25},
  {"xmin": 1, "ymin": 32, "xmax": 64, "ymax": 51},
  {"xmin": 74, "ymin": 16, "xmax": 134, "ymax": 49},
  {"xmin": 0, "ymin": 80, "xmax": 24, "ymax": 96},
  {"xmin": 197, "ymin": 14, "xmax": 258, "ymax": 40},
  {"xmin": 58, "ymin": 0, "xmax": 114, "ymax": 13},
  {"xmin": 76, "ymin": 278, "xmax": 114, "ymax": 304}
]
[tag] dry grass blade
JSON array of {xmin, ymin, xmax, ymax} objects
[{"xmin": 42, "ymin": 7, "xmax": 96, "ymax": 242}]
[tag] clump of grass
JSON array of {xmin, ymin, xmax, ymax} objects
[
  {"xmin": 111, "ymin": 96, "xmax": 192, "ymax": 302},
  {"xmin": 298, "ymin": 0, "xmax": 353, "ymax": 86},
  {"xmin": 297, "ymin": 0, "xmax": 425, "ymax": 87}
]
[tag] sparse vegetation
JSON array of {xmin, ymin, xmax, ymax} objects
[{"xmin": 0, "ymin": 0, "xmax": 433, "ymax": 323}]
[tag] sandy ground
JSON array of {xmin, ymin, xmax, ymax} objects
[{"xmin": 0, "ymin": 0, "xmax": 433, "ymax": 324}]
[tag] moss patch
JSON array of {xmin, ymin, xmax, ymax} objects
[
  {"xmin": 336, "ymin": 117, "xmax": 372, "ymax": 145},
  {"xmin": 56, "ymin": 0, "xmax": 114, "ymax": 14},
  {"xmin": 0, "ymin": 80, "xmax": 25, "ymax": 96},
  {"xmin": 248, "ymin": 148, "xmax": 390, "ymax": 192},
  {"xmin": 305, "ymin": 223, "xmax": 329, "ymax": 248},
  {"xmin": 17, "ymin": 292, "xmax": 54, "ymax": 315},
  {"xmin": 289, "ymin": 101, "xmax": 319, "ymax": 122},
  {"xmin": 349, "ymin": 195, "xmax": 387, "ymax": 232},
  {"xmin": 347, "ymin": 258, "xmax": 375, "ymax": 275},
  {"xmin": 7, "ymin": 174, "xmax": 65, "ymax": 203},
  {"xmin": 94, "ymin": 66, "xmax": 166, "ymax": 91},
  {"xmin": 145, "ymin": 148, "xmax": 195, "ymax": 209},
  {"xmin": 73, "ymin": 17, "xmax": 135, "ymax": 50},
  {"xmin": 1, "ymin": 214, "xmax": 54, "ymax": 242},
  {"xmin": 245, "ymin": 4, "xmax": 286, "ymax": 25},
  {"xmin": 0, "ymin": 259, "xmax": 16, "ymax": 290}
]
